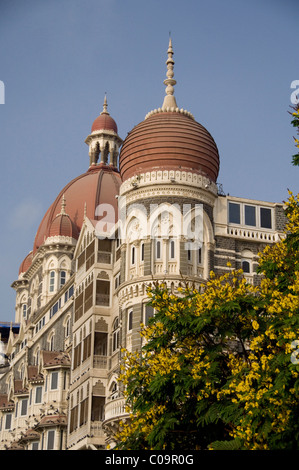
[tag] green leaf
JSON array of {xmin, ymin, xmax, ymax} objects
[{"xmin": 209, "ymin": 438, "xmax": 242, "ymax": 450}]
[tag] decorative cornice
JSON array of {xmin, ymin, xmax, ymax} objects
[
  {"xmin": 120, "ymin": 169, "xmax": 217, "ymax": 197},
  {"xmin": 145, "ymin": 106, "xmax": 194, "ymax": 120}
]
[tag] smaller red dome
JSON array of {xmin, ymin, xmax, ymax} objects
[
  {"xmin": 91, "ymin": 113, "xmax": 118, "ymax": 134},
  {"xmin": 19, "ymin": 251, "xmax": 33, "ymax": 275},
  {"xmin": 48, "ymin": 212, "xmax": 79, "ymax": 240}
]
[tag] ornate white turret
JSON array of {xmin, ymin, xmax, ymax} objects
[{"xmin": 85, "ymin": 95, "xmax": 123, "ymax": 167}]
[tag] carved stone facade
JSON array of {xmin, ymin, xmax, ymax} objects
[{"xmin": 0, "ymin": 41, "xmax": 287, "ymax": 450}]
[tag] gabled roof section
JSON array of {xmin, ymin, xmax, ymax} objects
[{"xmin": 41, "ymin": 350, "xmax": 70, "ymax": 369}]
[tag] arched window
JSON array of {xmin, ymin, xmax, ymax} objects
[
  {"xmin": 48, "ymin": 333, "xmax": 55, "ymax": 351},
  {"xmin": 34, "ymin": 347, "xmax": 40, "ymax": 366},
  {"xmin": 198, "ymin": 247, "xmax": 202, "ymax": 265},
  {"xmin": 59, "ymin": 270, "xmax": 66, "ymax": 288},
  {"xmin": 22, "ymin": 303, "xmax": 27, "ymax": 319},
  {"xmin": 140, "ymin": 242, "xmax": 145, "ymax": 262},
  {"xmin": 241, "ymin": 249, "xmax": 254, "ymax": 275},
  {"xmin": 110, "ymin": 382, "xmax": 119, "ymax": 400},
  {"xmin": 128, "ymin": 310, "xmax": 133, "ymax": 331},
  {"xmin": 49, "ymin": 271, "xmax": 56, "ymax": 292},
  {"xmin": 169, "ymin": 239, "xmax": 175, "ymax": 259},
  {"xmin": 242, "ymin": 260, "xmax": 250, "ymax": 273},
  {"xmin": 65, "ymin": 317, "xmax": 71, "ymax": 338},
  {"xmin": 131, "ymin": 246, "xmax": 135, "ymax": 265},
  {"xmin": 155, "ymin": 240, "xmax": 161, "ymax": 259}
]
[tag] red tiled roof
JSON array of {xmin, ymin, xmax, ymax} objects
[
  {"xmin": 33, "ymin": 165, "xmax": 121, "ymax": 254},
  {"xmin": 41, "ymin": 350, "xmax": 70, "ymax": 367},
  {"xmin": 35, "ymin": 414, "xmax": 67, "ymax": 428}
]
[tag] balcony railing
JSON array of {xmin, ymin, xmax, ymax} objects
[
  {"xmin": 227, "ymin": 226, "xmax": 278, "ymax": 242},
  {"xmin": 93, "ymin": 355, "xmax": 108, "ymax": 369},
  {"xmin": 96, "ymin": 294, "xmax": 110, "ymax": 306},
  {"xmin": 104, "ymin": 397, "xmax": 128, "ymax": 422},
  {"xmin": 97, "ymin": 252, "xmax": 111, "ymax": 264},
  {"xmin": 90, "ymin": 420, "xmax": 106, "ymax": 438}
]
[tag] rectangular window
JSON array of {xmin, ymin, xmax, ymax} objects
[
  {"xmin": 35, "ymin": 386, "xmax": 43, "ymax": 404},
  {"xmin": 228, "ymin": 202, "xmax": 240, "ymax": 224},
  {"xmin": 156, "ymin": 240, "xmax": 161, "ymax": 259},
  {"xmin": 144, "ymin": 305, "xmax": 154, "ymax": 326},
  {"xmin": 47, "ymin": 430, "xmax": 55, "ymax": 450},
  {"xmin": 245, "ymin": 205, "xmax": 256, "ymax": 226},
  {"xmin": 84, "ymin": 282, "xmax": 94, "ymax": 313},
  {"xmin": 260, "ymin": 207, "xmax": 272, "ymax": 229},
  {"xmin": 50, "ymin": 372, "xmax": 58, "ymax": 390},
  {"xmin": 141, "ymin": 243, "xmax": 145, "ymax": 262},
  {"xmin": 170, "ymin": 240, "xmax": 175, "ymax": 259},
  {"xmin": 77, "ymin": 251, "xmax": 85, "ymax": 270},
  {"xmin": 50, "ymin": 300, "xmax": 61, "ymax": 319},
  {"xmin": 21, "ymin": 399, "xmax": 28, "ymax": 416},
  {"xmin": 74, "ymin": 292, "xmax": 84, "ymax": 322},
  {"xmin": 96, "ymin": 280, "xmax": 110, "ymax": 306},
  {"xmin": 32, "ymin": 442, "xmax": 39, "ymax": 450},
  {"xmin": 5, "ymin": 414, "xmax": 12, "ymax": 430}
]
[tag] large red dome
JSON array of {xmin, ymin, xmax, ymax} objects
[
  {"xmin": 33, "ymin": 164, "xmax": 121, "ymax": 254},
  {"xmin": 119, "ymin": 111, "xmax": 220, "ymax": 182}
]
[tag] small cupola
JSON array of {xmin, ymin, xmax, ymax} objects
[{"xmin": 85, "ymin": 95, "xmax": 123, "ymax": 168}]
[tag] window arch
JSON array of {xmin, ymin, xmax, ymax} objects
[
  {"xmin": 140, "ymin": 242, "xmax": 145, "ymax": 262},
  {"xmin": 49, "ymin": 271, "xmax": 56, "ymax": 292},
  {"xmin": 131, "ymin": 245, "xmax": 136, "ymax": 265},
  {"xmin": 33, "ymin": 346, "xmax": 40, "ymax": 365},
  {"xmin": 155, "ymin": 240, "xmax": 161, "ymax": 259},
  {"xmin": 59, "ymin": 270, "xmax": 66, "ymax": 288},
  {"xmin": 48, "ymin": 331, "xmax": 55, "ymax": 351},
  {"xmin": 128, "ymin": 310, "xmax": 133, "ymax": 331},
  {"xmin": 241, "ymin": 249, "xmax": 254, "ymax": 275},
  {"xmin": 110, "ymin": 381, "xmax": 119, "ymax": 400},
  {"xmin": 242, "ymin": 260, "xmax": 250, "ymax": 273},
  {"xmin": 64, "ymin": 316, "xmax": 71, "ymax": 338},
  {"xmin": 169, "ymin": 239, "xmax": 175, "ymax": 259}
]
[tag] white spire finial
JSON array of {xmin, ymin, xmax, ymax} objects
[
  {"xmin": 162, "ymin": 36, "xmax": 177, "ymax": 109},
  {"xmin": 60, "ymin": 194, "xmax": 66, "ymax": 215},
  {"xmin": 101, "ymin": 93, "xmax": 109, "ymax": 115}
]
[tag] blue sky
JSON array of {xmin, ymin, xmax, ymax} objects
[{"xmin": 0, "ymin": 0, "xmax": 298, "ymax": 322}]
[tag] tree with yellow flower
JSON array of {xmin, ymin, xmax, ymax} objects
[
  {"xmin": 113, "ymin": 116, "xmax": 299, "ymax": 450},
  {"xmin": 290, "ymin": 103, "xmax": 299, "ymax": 166}
]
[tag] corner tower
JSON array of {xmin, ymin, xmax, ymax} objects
[{"xmin": 116, "ymin": 38, "xmax": 220, "ymax": 353}]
